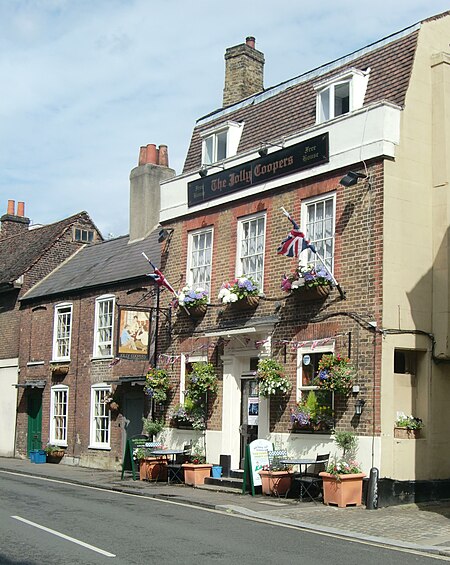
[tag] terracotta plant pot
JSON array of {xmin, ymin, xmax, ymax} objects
[
  {"xmin": 258, "ymin": 470, "xmax": 293, "ymax": 496},
  {"xmin": 319, "ymin": 472, "xmax": 366, "ymax": 507},
  {"xmin": 139, "ymin": 458, "xmax": 168, "ymax": 481},
  {"xmin": 182, "ymin": 463, "xmax": 212, "ymax": 486},
  {"xmin": 291, "ymin": 285, "xmax": 330, "ymax": 301},
  {"xmin": 394, "ymin": 427, "xmax": 421, "ymax": 439}
]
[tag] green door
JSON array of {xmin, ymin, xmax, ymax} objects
[{"xmin": 27, "ymin": 390, "xmax": 43, "ymax": 455}]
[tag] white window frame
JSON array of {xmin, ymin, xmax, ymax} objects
[
  {"xmin": 89, "ymin": 384, "xmax": 111, "ymax": 449},
  {"xmin": 314, "ymin": 67, "xmax": 370, "ymax": 124},
  {"xmin": 236, "ymin": 212, "xmax": 266, "ymax": 290},
  {"xmin": 201, "ymin": 120, "xmax": 244, "ymax": 165},
  {"xmin": 301, "ymin": 193, "xmax": 336, "ymax": 274},
  {"xmin": 52, "ymin": 303, "xmax": 73, "ymax": 361},
  {"xmin": 180, "ymin": 354, "xmax": 207, "ymax": 404},
  {"xmin": 187, "ymin": 228, "xmax": 213, "ymax": 295},
  {"xmin": 296, "ymin": 344, "xmax": 335, "ymax": 403},
  {"xmin": 50, "ymin": 385, "xmax": 69, "ymax": 446},
  {"xmin": 93, "ymin": 294, "xmax": 115, "ymax": 358},
  {"xmin": 74, "ymin": 227, "xmax": 95, "ymax": 243}
]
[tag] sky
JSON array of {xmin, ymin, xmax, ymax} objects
[{"xmin": 1, "ymin": 1, "xmax": 449, "ymax": 238}]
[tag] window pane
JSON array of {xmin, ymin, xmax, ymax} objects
[
  {"xmin": 335, "ymin": 82, "xmax": 350, "ymax": 116},
  {"xmin": 216, "ymin": 131, "xmax": 227, "ymax": 161},
  {"xmin": 189, "ymin": 230, "xmax": 212, "ymax": 293},
  {"xmin": 204, "ymin": 136, "xmax": 213, "ymax": 164},
  {"xmin": 305, "ymin": 197, "xmax": 335, "ymax": 272},
  {"xmin": 239, "ymin": 217, "xmax": 265, "ymax": 287},
  {"xmin": 319, "ymin": 89, "xmax": 330, "ymax": 121}
]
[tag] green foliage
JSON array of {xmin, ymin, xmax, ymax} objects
[
  {"xmin": 256, "ymin": 358, "xmax": 292, "ymax": 397},
  {"xmin": 334, "ymin": 431, "xmax": 358, "ymax": 457},
  {"xmin": 185, "ymin": 362, "xmax": 218, "ymax": 402},
  {"xmin": 144, "ymin": 368, "xmax": 171, "ymax": 403},
  {"xmin": 315, "ymin": 354, "xmax": 355, "ymax": 395},
  {"xmin": 44, "ymin": 444, "xmax": 64, "ymax": 455},
  {"xmin": 395, "ymin": 413, "xmax": 423, "ymax": 430},
  {"xmin": 142, "ymin": 417, "xmax": 165, "ymax": 437}
]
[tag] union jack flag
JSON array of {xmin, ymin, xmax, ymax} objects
[
  {"xmin": 277, "ymin": 208, "xmax": 316, "ymax": 257},
  {"xmin": 142, "ymin": 253, "xmax": 177, "ymax": 296}
]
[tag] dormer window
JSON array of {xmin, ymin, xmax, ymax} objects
[
  {"xmin": 74, "ymin": 228, "xmax": 95, "ymax": 243},
  {"xmin": 201, "ymin": 121, "xmax": 244, "ymax": 165},
  {"xmin": 314, "ymin": 68, "xmax": 370, "ymax": 124}
]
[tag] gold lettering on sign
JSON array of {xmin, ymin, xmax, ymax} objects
[{"xmin": 211, "ymin": 178, "xmax": 228, "ymax": 192}]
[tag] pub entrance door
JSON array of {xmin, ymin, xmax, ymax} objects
[{"xmin": 239, "ymin": 376, "xmax": 259, "ymax": 469}]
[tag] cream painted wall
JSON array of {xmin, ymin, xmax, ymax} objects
[
  {"xmin": 0, "ymin": 358, "xmax": 18, "ymax": 457},
  {"xmin": 382, "ymin": 15, "xmax": 450, "ymax": 480}
]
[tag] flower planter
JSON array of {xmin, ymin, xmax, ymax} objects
[
  {"xmin": 394, "ymin": 427, "xmax": 421, "ymax": 439},
  {"xmin": 46, "ymin": 450, "xmax": 65, "ymax": 464},
  {"xmin": 232, "ymin": 295, "xmax": 260, "ymax": 310},
  {"xmin": 187, "ymin": 304, "xmax": 207, "ymax": 318},
  {"xmin": 182, "ymin": 463, "xmax": 212, "ymax": 486},
  {"xmin": 319, "ymin": 472, "xmax": 366, "ymax": 507},
  {"xmin": 258, "ymin": 470, "xmax": 293, "ymax": 496},
  {"xmin": 139, "ymin": 457, "xmax": 168, "ymax": 481},
  {"xmin": 292, "ymin": 285, "xmax": 330, "ymax": 301}
]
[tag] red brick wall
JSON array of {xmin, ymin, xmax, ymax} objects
[{"xmin": 159, "ymin": 162, "xmax": 384, "ymax": 437}]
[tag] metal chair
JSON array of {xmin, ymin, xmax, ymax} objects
[
  {"xmin": 167, "ymin": 444, "xmax": 191, "ymax": 484},
  {"xmin": 294, "ymin": 453, "xmax": 329, "ymax": 502}
]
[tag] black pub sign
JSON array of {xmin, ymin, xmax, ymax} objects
[{"xmin": 188, "ymin": 132, "xmax": 329, "ymax": 207}]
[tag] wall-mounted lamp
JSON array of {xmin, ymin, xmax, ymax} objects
[
  {"xmin": 339, "ymin": 171, "xmax": 367, "ymax": 187},
  {"xmin": 158, "ymin": 228, "xmax": 174, "ymax": 243},
  {"xmin": 258, "ymin": 139, "xmax": 285, "ymax": 157},
  {"xmin": 355, "ymin": 399, "xmax": 365, "ymax": 416},
  {"xmin": 198, "ymin": 163, "xmax": 225, "ymax": 178}
]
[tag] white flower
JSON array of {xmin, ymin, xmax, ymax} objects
[
  {"xmin": 218, "ymin": 288, "xmax": 230, "ymax": 300},
  {"xmin": 195, "ymin": 287, "xmax": 205, "ymax": 294},
  {"xmin": 229, "ymin": 293, "xmax": 238, "ymax": 302}
]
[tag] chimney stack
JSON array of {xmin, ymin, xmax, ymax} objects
[
  {"xmin": 223, "ymin": 36, "xmax": 265, "ymax": 107},
  {"xmin": 129, "ymin": 144, "xmax": 175, "ymax": 243},
  {"xmin": 0, "ymin": 199, "xmax": 30, "ymax": 240}
]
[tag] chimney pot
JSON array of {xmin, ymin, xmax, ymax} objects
[
  {"xmin": 158, "ymin": 145, "xmax": 169, "ymax": 167},
  {"xmin": 17, "ymin": 202, "xmax": 25, "ymax": 217},
  {"xmin": 246, "ymin": 36, "xmax": 255, "ymax": 49},
  {"xmin": 146, "ymin": 144, "xmax": 158, "ymax": 165},
  {"xmin": 138, "ymin": 146, "xmax": 147, "ymax": 166},
  {"xmin": 7, "ymin": 200, "xmax": 15, "ymax": 215}
]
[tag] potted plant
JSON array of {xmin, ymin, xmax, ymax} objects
[
  {"xmin": 319, "ymin": 431, "xmax": 366, "ymax": 507},
  {"xmin": 289, "ymin": 391, "xmax": 334, "ymax": 432},
  {"xmin": 314, "ymin": 354, "xmax": 355, "ymax": 395},
  {"xmin": 182, "ymin": 442, "xmax": 212, "ymax": 486},
  {"xmin": 256, "ymin": 358, "xmax": 292, "ymax": 397},
  {"xmin": 144, "ymin": 367, "xmax": 171, "ymax": 403},
  {"xmin": 44, "ymin": 444, "xmax": 65, "ymax": 463},
  {"xmin": 134, "ymin": 447, "xmax": 168, "ymax": 482},
  {"xmin": 142, "ymin": 417, "xmax": 165, "ymax": 440},
  {"xmin": 218, "ymin": 276, "xmax": 260, "ymax": 309},
  {"xmin": 394, "ymin": 413, "xmax": 423, "ymax": 439},
  {"xmin": 281, "ymin": 264, "xmax": 333, "ymax": 301},
  {"xmin": 177, "ymin": 285, "xmax": 208, "ymax": 317},
  {"xmin": 258, "ymin": 455, "xmax": 293, "ymax": 496}
]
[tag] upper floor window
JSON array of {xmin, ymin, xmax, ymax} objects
[
  {"xmin": 52, "ymin": 303, "xmax": 72, "ymax": 361},
  {"xmin": 188, "ymin": 229, "xmax": 213, "ymax": 294},
  {"xmin": 302, "ymin": 194, "xmax": 335, "ymax": 273},
  {"xmin": 93, "ymin": 295, "xmax": 115, "ymax": 358},
  {"xmin": 237, "ymin": 213, "xmax": 266, "ymax": 288},
  {"xmin": 50, "ymin": 385, "xmax": 68, "ymax": 446},
  {"xmin": 74, "ymin": 228, "xmax": 95, "ymax": 243},
  {"xmin": 89, "ymin": 384, "xmax": 111, "ymax": 449},
  {"xmin": 201, "ymin": 121, "xmax": 244, "ymax": 165},
  {"xmin": 314, "ymin": 68, "xmax": 370, "ymax": 124}
]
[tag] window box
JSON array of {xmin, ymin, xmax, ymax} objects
[
  {"xmin": 394, "ymin": 427, "xmax": 421, "ymax": 440},
  {"xmin": 231, "ymin": 295, "xmax": 260, "ymax": 310},
  {"xmin": 291, "ymin": 285, "xmax": 330, "ymax": 302}
]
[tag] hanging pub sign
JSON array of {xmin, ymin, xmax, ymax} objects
[
  {"xmin": 188, "ymin": 132, "xmax": 329, "ymax": 207},
  {"xmin": 117, "ymin": 306, "xmax": 153, "ymax": 361}
]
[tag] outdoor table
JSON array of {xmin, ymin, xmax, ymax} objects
[
  {"xmin": 279, "ymin": 459, "xmax": 316, "ymax": 499},
  {"xmin": 149, "ymin": 449, "xmax": 185, "ymax": 483}
]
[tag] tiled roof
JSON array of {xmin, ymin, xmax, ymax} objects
[
  {"xmin": 183, "ymin": 25, "xmax": 421, "ymax": 174},
  {"xmin": 0, "ymin": 211, "xmax": 95, "ymax": 285},
  {"xmin": 21, "ymin": 230, "xmax": 161, "ymax": 301}
]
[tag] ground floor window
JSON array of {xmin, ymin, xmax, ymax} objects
[
  {"xmin": 50, "ymin": 385, "xmax": 68, "ymax": 445},
  {"xmin": 293, "ymin": 347, "xmax": 334, "ymax": 432},
  {"xmin": 90, "ymin": 384, "xmax": 111, "ymax": 448}
]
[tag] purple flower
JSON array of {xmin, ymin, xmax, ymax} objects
[{"xmin": 319, "ymin": 370, "xmax": 329, "ymax": 381}]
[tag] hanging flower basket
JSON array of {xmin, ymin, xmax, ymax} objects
[
  {"xmin": 291, "ymin": 285, "xmax": 330, "ymax": 301},
  {"xmin": 256, "ymin": 358, "xmax": 292, "ymax": 397},
  {"xmin": 176, "ymin": 286, "xmax": 208, "ymax": 318},
  {"xmin": 232, "ymin": 295, "xmax": 260, "ymax": 310},
  {"xmin": 188, "ymin": 303, "xmax": 208, "ymax": 318},
  {"xmin": 218, "ymin": 276, "xmax": 260, "ymax": 309},
  {"xmin": 315, "ymin": 354, "xmax": 355, "ymax": 395}
]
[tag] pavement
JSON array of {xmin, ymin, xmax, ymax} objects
[{"xmin": 1, "ymin": 457, "xmax": 450, "ymax": 558}]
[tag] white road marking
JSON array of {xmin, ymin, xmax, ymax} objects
[{"xmin": 11, "ymin": 515, "xmax": 115, "ymax": 558}]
